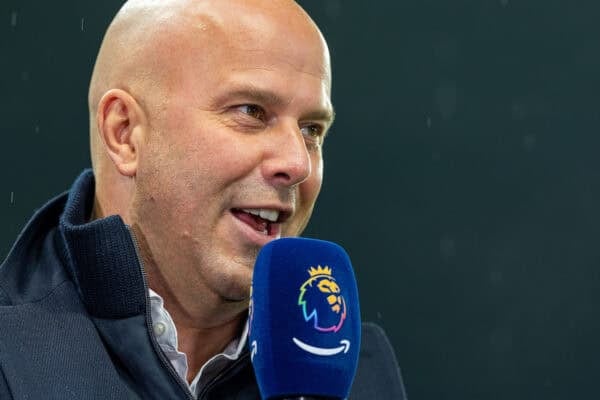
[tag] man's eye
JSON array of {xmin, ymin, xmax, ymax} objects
[
  {"xmin": 300, "ymin": 124, "xmax": 324, "ymax": 140},
  {"xmin": 238, "ymin": 104, "xmax": 266, "ymax": 121}
]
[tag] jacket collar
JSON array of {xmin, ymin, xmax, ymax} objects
[{"xmin": 58, "ymin": 169, "xmax": 147, "ymax": 319}]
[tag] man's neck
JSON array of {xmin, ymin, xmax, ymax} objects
[
  {"xmin": 146, "ymin": 271, "xmax": 247, "ymax": 382},
  {"xmin": 130, "ymin": 223, "xmax": 248, "ymax": 380}
]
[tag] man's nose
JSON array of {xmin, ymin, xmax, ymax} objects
[{"xmin": 261, "ymin": 122, "xmax": 312, "ymax": 187}]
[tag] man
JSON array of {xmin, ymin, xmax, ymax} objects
[{"xmin": 0, "ymin": 0, "xmax": 406, "ymax": 398}]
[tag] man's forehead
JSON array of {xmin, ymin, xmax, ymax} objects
[
  {"xmin": 169, "ymin": 1, "xmax": 332, "ymax": 99},
  {"xmin": 97, "ymin": 0, "xmax": 331, "ymax": 113}
]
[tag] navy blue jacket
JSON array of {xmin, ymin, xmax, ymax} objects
[{"xmin": 0, "ymin": 170, "xmax": 406, "ymax": 399}]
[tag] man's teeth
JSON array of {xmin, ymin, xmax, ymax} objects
[{"xmin": 241, "ymin": 208, "xmax": 279, "ymax": 223}]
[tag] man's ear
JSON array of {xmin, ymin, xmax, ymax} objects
[{"xmin": 96, "ymin": 89, "xmax": 147, "ymax": 177}]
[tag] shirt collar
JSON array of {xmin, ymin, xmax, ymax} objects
[{"xmin": 148, "ymin": 288, "xmax": 248, "ymax": 396}]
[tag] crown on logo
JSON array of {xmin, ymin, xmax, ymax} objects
[{"xmin": 307, "ymin": 265, "xmax": 332, "ymax": 277}]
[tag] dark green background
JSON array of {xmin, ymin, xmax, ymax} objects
[{"xmin": 2, "ymin": 1, "xmax": 599, "ymax": 399}]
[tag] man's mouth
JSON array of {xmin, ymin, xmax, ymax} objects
[{"xmin": 231, "ymin": 208, "xmax": 284, "ymax": 236}]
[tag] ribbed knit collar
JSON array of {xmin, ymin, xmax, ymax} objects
[{"xmin": 58, "ymin": 169, "xmax": 147, "ymax": 319}]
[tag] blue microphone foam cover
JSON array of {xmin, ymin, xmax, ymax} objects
[{"xmin": 249, "ymin": 237, "xmax": 361, "ymax": 399}]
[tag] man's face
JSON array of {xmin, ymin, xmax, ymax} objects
[{"xmin": 131, "ymin": 8, "xmax": 333, "ymax": 303}]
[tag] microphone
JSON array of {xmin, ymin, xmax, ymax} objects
[{"xmin": 249, "ymin": 238, "xmax": 361, "ymax": 400}]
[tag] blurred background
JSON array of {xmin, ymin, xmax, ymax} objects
[{"xmin": 2, "ymin": 1, "xmax": 600, "ymax": 398}]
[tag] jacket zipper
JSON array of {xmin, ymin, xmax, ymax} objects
[
  {"xmin": 127, "ymin": 226, "xmax": 195, "ymax": 400},
  {"xmin": 197, "ymin": 352, "xmax": 251, "ymax": 400}
]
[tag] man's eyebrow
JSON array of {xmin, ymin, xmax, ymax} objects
[
  {"xmin": 223, "ymin": 86, "xmax": 286, "ymax": 107},
  {"xmin": 304, "ymin": 107, "xmax": 336, "ymax": 126},
  {"xmin": 211, "ymin": 84, "xmax": 286, "ymax": 110},
  {"xmin": 214, "ymin": 85, "xmax": 336, "ymax": 125}
]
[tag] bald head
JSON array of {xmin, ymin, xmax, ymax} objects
[
  {"xmin": 89, "ymin": 0, "xmax": 329, "ymax": 166},
  {"xmin": 89, "ymin": 0, "xmax": 331, "ymax": 224}
]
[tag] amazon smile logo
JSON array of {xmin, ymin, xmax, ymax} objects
[
  {"xmin": 294, "ymin": 265, "xmax": 351, "ymax": 356},
  {"xmin": 292, "ymin": 337, "xmax": 350, "ymax": 356}
]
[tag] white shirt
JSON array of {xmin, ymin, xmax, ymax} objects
[{"xmin": 148, "ymin": 288, "xmax": 248, "ymax": 398}]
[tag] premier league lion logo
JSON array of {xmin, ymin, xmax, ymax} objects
[{"xmin": 298, "ymin": 265, "xmax": 347, "ymax": 333}]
